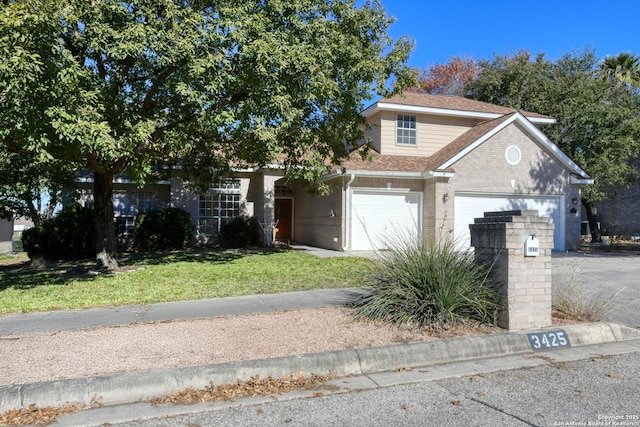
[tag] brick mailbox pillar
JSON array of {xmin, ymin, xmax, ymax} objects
[{"xmin": 469, "ymin": 210, "xmax": 554, "ymax": 330}]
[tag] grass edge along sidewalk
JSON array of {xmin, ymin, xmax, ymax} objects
[{"xmin": 0, "ymin": 248, "xmax": 374, "ymax": 314}]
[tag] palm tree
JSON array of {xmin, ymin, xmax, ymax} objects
[{"xmin": 599, "ymin": 52, "xmax": 640, "ymax": 87}]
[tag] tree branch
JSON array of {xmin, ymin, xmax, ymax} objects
[{"xmin": 139, "ymin": 65, "xmax": 178, "ymax": 119}]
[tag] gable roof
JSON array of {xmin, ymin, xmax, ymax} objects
[
  {"xmin": 330, "ymin": 110, "xmax": 592, "ymax": 182},
  {"xmin": 362, "ymin": 91, "xmax": 555, "ymax": 124}
]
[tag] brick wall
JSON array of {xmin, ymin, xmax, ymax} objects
[
  {"xmin": 594, "ymin": 157, "xmax": 640, "ymax": 237},
  {"xmin": 470, "ymin": 210, "xmax": 553, "ymax": 330}
]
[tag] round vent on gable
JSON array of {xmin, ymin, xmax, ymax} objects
[{"xmin": 505, "ymin": 146, "xmax": 522, "ymax": 165}]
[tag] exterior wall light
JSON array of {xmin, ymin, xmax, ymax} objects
[{"xmin": 442, "ymin": 193, "xmax": 449, "ymax": 203}]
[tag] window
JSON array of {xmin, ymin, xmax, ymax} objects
[
  {"xmin": 396, "ymin": 114, "xmax": 416, "ymax": 145},
  {"xmin": 113, "ymin": 191, "xmax": 155, "ymax": 236},
  {"xmin": 198, "ymin": 180, "xmax": 242, "ymax": 235}
]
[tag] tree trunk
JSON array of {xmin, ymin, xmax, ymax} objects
[
  {"xmin": 582, "ymin": 199, "xmax": 603, "ymax": 243},
  {"xmin": 94, "ymin": 171, "xmax": 119, "ymax": 270}
]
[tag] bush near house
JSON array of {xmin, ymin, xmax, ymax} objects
[
  {"xmin": 134, "ymin": 207, "xmax": 193, "ymax": 251},
  {"xmin": 21, "ymin": 203, "xmax": 96, "ymax": 260},
  {"xmin": 220, "ymin": 216, "xmax": 262, "ymax": 248},
  {"xmin": 354, "ymin": 234, "xmax": 503, "ymax": 328}
]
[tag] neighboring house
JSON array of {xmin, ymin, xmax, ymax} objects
[
  {"xmin": 590, "ymin": 156, "xmax": 640, "ymax": 239},
  {"xmin": 0, "ymin": 218, "xmax": 13, "ymax": 254},
  {"xmin": 76, "ymin": 92, "xmax": 593, "ymax": 252}
]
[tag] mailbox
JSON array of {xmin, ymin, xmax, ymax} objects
[{"xmin": 524, "ymin": 235, "xmax": 539, "ymax": 257}]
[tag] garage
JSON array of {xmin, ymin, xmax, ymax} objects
[
  {"xmin": 350, "ymin": 191, "xmax": 421, "ymax": 250},
  {"xmin": 454, "ymin": 193, "xmax": 565, "ymax": 251}
]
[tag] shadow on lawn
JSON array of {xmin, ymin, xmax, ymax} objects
[
  {"xmin": 121, "ymin": 246, "xmax": 288, "ymax": 265},
  {"xmin": 0, "ymin": 246, "xmax": 289, "ymax": 291}
]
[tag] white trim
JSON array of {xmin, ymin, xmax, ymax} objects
[
  {"xmin": 571, "ymin": 177, "xmax": 595, "ymax": 185},
  {"xmin": 362, "ymin": 101, "xmax": 556, "ymax": 125},
  {"xmin": 342, "ymin": 174, "xmax": 355, "ymax": 251},
  {"xmin": 75, "ymin": 176, "xmax": 171, "ymax": 185},
  {"xmin": 505, "ymin": 145, "xmax": 522, "ymax": 165},
  {"xmin": 323, "ymin": 169, "xmax": 455, "ymax": 180},
  {"xmin": 423, "ymin": 170, "xmax": 455, "ymax": 178}
]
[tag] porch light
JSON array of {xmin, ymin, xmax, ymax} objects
[
  {"xmin": 571, "ymin": 198, "xmax": 578, "ymax": 205},
  {"xmin": 442, "ymin": 193, "xmax": 449, "ymax": 203}
]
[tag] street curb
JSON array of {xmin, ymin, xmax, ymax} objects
[{"xmin": 2, "ymin": 322, "xmax": 639, "ymax": 413}]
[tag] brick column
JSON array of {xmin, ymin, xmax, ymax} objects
[{"xmin": 469, "ymin": 210, "xmax": 554, "ymax": 330}]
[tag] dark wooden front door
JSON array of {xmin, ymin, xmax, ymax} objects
[{"xmin": 274, "ymin": 198, "xmax": 293, "ymax": 241}]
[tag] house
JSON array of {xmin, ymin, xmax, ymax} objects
[
  {"xmin": 76, "ymin": 92, "xmax": 593, "ymax": 252},
  {"xmin": 0, "ymin": 218, "xmax": 13, "ymax": 254},
  {"xmin": 590, "ymin": 156, "xmax": 640, "ymax": 239}
]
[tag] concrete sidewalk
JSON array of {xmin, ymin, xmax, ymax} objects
[
  {"xmin": 0, "ymin": 287, "xmax": 366, "ymax": 336},
  {"xmin": 1, "ymin": 287, "xmax": 640, "ymax": 416}
]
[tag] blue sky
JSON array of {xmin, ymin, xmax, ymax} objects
[{"xmin": 383, "ymin": 1, "xmax": 640, "ymax": 68}]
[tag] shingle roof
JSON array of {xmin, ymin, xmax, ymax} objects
[
  {"xmin": 337, "ymin": 147, "xmax": 434, "ymax": 173},
  {"xmin": 373, "ymin": 91, "xmax": 551, "ymax": 120}
]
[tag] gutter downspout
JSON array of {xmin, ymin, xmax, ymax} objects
[{"xmin": 342, "ymin": 174, "xmax": 355, "ymax": 251}]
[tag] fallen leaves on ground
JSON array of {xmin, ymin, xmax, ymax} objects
[
  {"xmin": 149, "ymin": 371, "xmax": 335, "ymax": 406},
  {"xmin": 0, "ymin": 372, "xmax": 334, "ymax": 426},
  {"xmin": 0, "ymin": 403, "xmax": 89, "ymax": 426}
]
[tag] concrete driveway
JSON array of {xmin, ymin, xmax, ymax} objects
[{"xmin": 552, "ymin": 251, "xmax": 640, "ymax": 327}]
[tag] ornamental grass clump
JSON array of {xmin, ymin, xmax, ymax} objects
[{"xmin": 354, "ymin": 232, "xmax": 503, "ymax": 328}]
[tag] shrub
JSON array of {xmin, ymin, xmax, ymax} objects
[
  {"xmin": 22, "ymin": 203, "xmax": 96, "ymax": 260},
  {"xmin": 353, "ymin": 231, "xmax": 503, "ymax": 328},
  {"xmin": 553, "ymin": 272, "xmax": 623, "ymax": 322},
  {"xmin": 220, "ymin": 216, "xmax": 262, "ymax": 248},
  {"xmin": 134, "ymin": 207, "xmax": 193, "ymax": 251}
]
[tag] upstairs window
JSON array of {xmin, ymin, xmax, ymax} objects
[{"xmin": 396, "ymin": 114, "xmax": 417, "ymax": 145}]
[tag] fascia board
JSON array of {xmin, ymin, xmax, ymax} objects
[
  {"xmin": 323, "ymin": 169, "xmax": 454, "ymax": 179},
  {"xmin": 74, "ymin": 176, "xmax": 171, "ymax": 185},
  {"xmin": 516, "ymin": 116, "xmax": 592, "ymax": 179},
  {"xmin": 571, "ymin": 177, "xmax": 594, "ymax": 185},
  {"xmin": 362, "ymin": 102, "xmax": 555, "ymax": 125},
  {"xmin": 366, "ymin": 102, "xmax": 500, "ymax": 120}
]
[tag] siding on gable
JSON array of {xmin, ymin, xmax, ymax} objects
[
  {"xmin": 377, "ymin": 111, "xmax": 479, "ymax": 157},
  {"xmin": 364, "ymin": 112, "xmax": 382, "ymax": 152}
]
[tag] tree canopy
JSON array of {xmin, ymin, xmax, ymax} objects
[
  {"xmin": 420, "ymin": 49, "xmax": 640, "ymax": 242},
  {"xmin": 0, "ymin": 0, "xmax": 414, "ymax": 268}
]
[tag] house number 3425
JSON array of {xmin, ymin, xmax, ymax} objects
[{"xmin": 526, "ymin": 330, "xmax": 571, "ymax": 351}]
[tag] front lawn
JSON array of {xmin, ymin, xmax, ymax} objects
[{"xmin": 0, "ymin": 248, "xmax": 374, "ymax": 314}]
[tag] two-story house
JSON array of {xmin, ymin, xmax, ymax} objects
[{"xmin": 75, "ymin": 92, "xmax": 592, "ymax": 252}]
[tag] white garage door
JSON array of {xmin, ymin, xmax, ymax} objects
[
  {"xmin": 351, "ymin": 191, "xmax": 421, "ymax": 250},
  {"xmin": 454, "ymin": 194, "xmax": 564, "ymax": 251}
]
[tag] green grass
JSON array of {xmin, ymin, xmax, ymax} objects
[{"xmin": 0, "ymin": 248, "xmax": 373, "ymax": 314}]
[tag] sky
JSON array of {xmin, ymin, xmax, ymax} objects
[{"xmin": 382, "ymin": 0, "xmax": 640, "ymax": 69}]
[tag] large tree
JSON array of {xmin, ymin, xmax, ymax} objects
[
  {"xmin": 0, "ymin": 145, "xmax": 75, "ymax": 226},
  {"xmin": 463, "ymin": 50, "xmax": 640, "ymax": 243},
  {"xmin": 0, "ymin": 0, "xmax": 414, "ymax": 269},
  {"xmin": 417, "ymin": 55, "xmax": 479, "ymax": 96}
]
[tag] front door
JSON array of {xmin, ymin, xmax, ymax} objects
[{"xmin": 274, "ymin": 198, "xmax": 293, "ymax": 241}]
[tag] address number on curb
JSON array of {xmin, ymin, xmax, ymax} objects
[{"xmin": 526, "ymin": 330, "xmax": 571, "ymax": 351}]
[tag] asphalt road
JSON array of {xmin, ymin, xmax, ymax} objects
[
  {"xmin": 91, "ymin": 352, "xmax": 640, "ymax": 427},
  {"xmin": 552, "ymin": 252, "xmax": 640, "ymax": 327}
]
